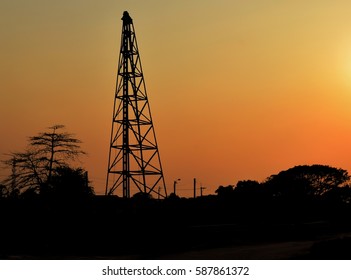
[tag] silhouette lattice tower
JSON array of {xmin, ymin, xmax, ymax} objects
[{"xmin": 105, "ymin": 11, "xmax": 167, "ymax": 198}]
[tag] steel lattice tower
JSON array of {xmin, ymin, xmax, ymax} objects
[{"xmin": 105, "ymin": 11, "xmax": 167, "ymax": 198}]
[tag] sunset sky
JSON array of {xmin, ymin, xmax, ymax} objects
[{"xmin": 2, "ymin": 1, "xmax": 351, "ymax": 196}]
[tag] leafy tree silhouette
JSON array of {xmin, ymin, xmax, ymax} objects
[
  {"xmin": 215, "ymin": 185, "xmax": 234, "ymax": 197},
  {"xmin": 235, "ymin": 180, "xmax": 261, "ymax": 193},
  {"xmin": 264, "ymin": 165, "xmax": 350, "ymax": 199},
  {"xmin": 43, "ymin": 166, "xmax": 94, "ymax": 199}
]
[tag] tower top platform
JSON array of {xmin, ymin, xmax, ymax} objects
[{"xmin": 122, "ymin": 11, "xmax": 133, "ymax": 24}]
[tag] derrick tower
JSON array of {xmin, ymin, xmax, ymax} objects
[{"xmin": 105, "ymin": 11, "xmax": 167, "ymax": 198}]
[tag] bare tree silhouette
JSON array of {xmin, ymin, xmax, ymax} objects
[{"xmin": 2, "ymin": 125, "xmax": 85, "ymax": 194}]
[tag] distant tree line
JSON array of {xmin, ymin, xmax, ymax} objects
[{"xmin": 215, "ymin": 164, "xmax": 351, "ymax": 205}]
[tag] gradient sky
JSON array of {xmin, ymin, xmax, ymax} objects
[{"xmin": 2, "ymin": 0, "xmax": 351, "ymax": 196}]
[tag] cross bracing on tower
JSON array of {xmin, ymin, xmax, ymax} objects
[{"xmin": 105, "ymin": 11, "xmax": 167, "ymax": 198}]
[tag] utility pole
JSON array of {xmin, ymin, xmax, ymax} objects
[
  {"xmin": 173, "ymin": 178, "xmax": 180, "ymax": 195},
  {"xmin": 105, "ymin": 11, "xmax": 167, "ymax": 198},
  {"xmin": 193, "ymin": 178, "xmax": 196, "ymax": 198}
]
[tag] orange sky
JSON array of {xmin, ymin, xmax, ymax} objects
[{"xmin": 2, "ymin": 1, "xmax": 351, "ymax": 197}]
